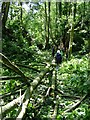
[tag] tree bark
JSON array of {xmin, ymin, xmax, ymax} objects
[
  {"xmin": 68, "ymin": 3, "xmax": 74, "ymax": 58},
  {"xmin": 1, "ymin": 2, "xmax": 10, "ymax": 29},
  {"xmin": 74, "ymin": 3, "xmax": 77, "ymax": 21},
  {"xmin": 20, "ymin": 2, "xmax": 22, "ymax": 22},
  {"xmin": 45, "ymin": 2, "xmax": 50, "ymax": 49},
  {"xmin": 16, "ymin": 64, "xmax": 53, "ymax": 119},
  {"xmin": 0, "ymin": 53, "xmax": 30, "ymax": 86},
  {"xmin": 0, "ymin": 76, "xmax": 21, "ymax": 80},
  {"xmin": 0, "ymin": 93, "xmax": 25, "ymax": 117},
  {"xmin": 59, "ymin": 1, "xmax": 62, "ymax": 18}
]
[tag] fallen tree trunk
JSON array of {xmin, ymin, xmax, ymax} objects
[
  {"xmin": 0, "ymin": 53, "xmax": 30, "ymax": 86},
  {"xmin": 52, "ymin": 102, "xmax": 59, "ymax": 120},
  {"xmin": 16, "ymin": 64, "xmax": 53, "ymax": 119},
  {"xmin": 0, "ymin": 92, "xmax": 25, "ymax": 117},
  {"xmin": 0, "ymin": 54, "xmax": 54, "ymax": 119},
  {"xmin": 16, "ymin": 87, "xmax": 30, "ymax": 119}
]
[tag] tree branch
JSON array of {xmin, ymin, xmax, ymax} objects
[
  {"xmin": 0, "ymin": 92, "xmax": 25, "ymax": 117},
  {"xmin": 0, "ymin": 53, "xmax": 30, "ymax": 86},
  {"xmin": 0, "ymin": 76, "xmax": 21, "ymax": 80},
  {"xmin": 64, "ymin": 94, "xmax": 88, "ymax": 112},
  {"xmin": 16, "ymin": 63, "xmax": 41, "ymax": 73}
]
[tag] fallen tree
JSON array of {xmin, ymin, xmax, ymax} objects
[
  {"xmin": 0, "ymin": 53, "xmax": 30, "ymax": 86},
  {"xmin": 0, "ymin": 53, "xmax": 54, "ymax": 119}
]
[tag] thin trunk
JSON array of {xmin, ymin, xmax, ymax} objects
[
  {"xmin": 47, "ymin": 2, "xmax": 50, "ymax": 47},
  {"xmin": 65, "ymin": 2, "xmax": 68, "ymax": 17},
  {"xmin": 0, "ymin": 93, "xmax": 25, "ymax": 117},
  {"xmin": 45, "ymin": 2, "xmax": 50, "ymax": 49},
  {"xmin": 2, "ymin": 2, "xmax": 10, "ymax": 29},
  {"xmin": 20, "ymin": 2, "xmax": 22, "ymax": 22},
  {"xmin": 63, "ymin": 2, "xmax": 68, "ymax": 16},
  {"xmin": 69, "ymin": 23, "xmax": 74, "ymax": 58},
  {"xmin": 59, "ymin": 1, "xmax": 62, "ymax": 18},
  {"xmin": 11, "ymin": 3, "xmax": 13, "ymax": 20},
  {"xmin": 69, "ymin": 3, "xmax": 74, "ymax": 58},
  {"xmin": 74, "ymin": 3, "xmax": 77, "ymax": 21},
  {"xmin": 55, "ymin": 2, "xmax": 58, "ymax": 42},
  {"xmin": 69, "ymin": 2, "xmax": 72, "ymax": 16},
  {"xmin": 45, "ymin": 2, "xmax": 47, "ymax": 49},
  {"xmin": 83, "ymin": 2, "xmax": 85, "ymax": 16}
]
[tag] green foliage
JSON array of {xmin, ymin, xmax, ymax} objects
[
  {"xmin": 1, "ymin": 1, "xmax": 90, "ymax": 119},
  {"xmin": 59, "ymin": 54, "xmax": 88, "ymax": 95}
]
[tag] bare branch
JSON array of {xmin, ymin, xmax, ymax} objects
[
  {"xmin": 16, "ymin": 63, "xmax": 41, "ymax": 72},
  {"xmin": 0, "ymin": 53, "xmax": 30, "ymax": 86},
  {"xmin": 64, "ymin": 94, "xmax": 88, "ymax": 112},
  {"xmin": 0, "ymin": 76, "xmax": 21, "ymax": 80}
]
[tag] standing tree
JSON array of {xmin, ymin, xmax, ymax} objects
[
  {"xmin": 45, "ymin": 1, "xmax": 51, "ymax": 49},
  {"xmin": 68, "ymin": 3, "xmax": 74, "ymax": 58},
  {"xmin": 1, "ymin": 2, "xmax": 10, "ymax": 29}
]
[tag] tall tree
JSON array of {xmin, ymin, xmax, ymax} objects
[
  {"xmin": 59, "ymin": 1, "xmax": 62, "ymax": 18},
  {"xmin": 55, "ymin": 2, "xmax": 58, "ymax": 43},
  {"xmin": 68, "ymin": 3, "xmax": 74, "ymax": 58},
  {"xmin": 44, "ymin": 1, "xmax": 47, "ymax": 49},
  {"xmin": 45, "ymin": 1, "xmax": 50, "ymax": 49},
  {"xmin": 1, "ymin": 2, "xmax": 10, "ymax": 29},
  {"xmin": 20, "ymin": 2, "xmax": 22, "ymax": 22},
  {"xmin": 74, "ymin": 2, "xmax": 77, "ymax": 21}
]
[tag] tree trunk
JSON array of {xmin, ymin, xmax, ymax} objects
[
  {"xmin": 55, "ymin": 2, "xmax": 58, "ymax": 42},
  {"xmin": 20, "ymin": 2, "xmax": 22, "ymax": 22},
  {"xmin": 45, "ymin": 1, "xmax": 50, "ymax": 49},
  {"xmin": 74, "ymin": 3, "xmax": 77, "ymax": 21},
  {"xmin": 10, "ymin": 2, "xmax": 13, "ymax": 20},
  {"xmin": 83, "ymin": 2, "xmax": 85, "ymax": 16},
  {"xmin": 1, "ymin": 2, "xmax": 10, "ymax": 29},
  {"xmin": 69, "ymin": 23, "xmax": 74, "ymax": 58},
  {"xmin": 69, "ymin": 3, "xmax": 74, "ymax": 58},
  {"xmin": 69, "ymin": 2, "xmax": 72, "ymax": 16},
  {"xmin": 44, "ymin": 2, "xmax": 47, "ymax": 49},
  {"xmin": 59, "ymin": 1, "xmax": 62, "ymax": 18}
]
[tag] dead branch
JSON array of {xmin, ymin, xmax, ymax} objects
[
  {"xmin": 0, "ymin": 89, "xmax": 25, "ymax": 99},
  {"xmin": 0, "ymin": 76, "xmax": 21, "ymax": 80},
  {"xmin": 64, "ymin": 94, "xmax": 88, "ymax": 112},
  {"xmin": 16, "ymin": 87, "xmax": 30, "ymax": 119},
  {"xmin": 16, "ymin": 63, "xmax": 41, "ymax": 72},
  {"xmin": 56, "ymin": 89, "xmax": 64, "ymax": 95},
  {"xmin": 0, "ymin": 53, "xmax": 30, "ymax": 86},
  {"xmin": 45, "ymin": 87, "xmax": 52, "ymax": 97},
  {"xmin": 61, "ymin": 95, "xmax": 81, "ymax": 99},
  {"xmin": 0, "ymin": 82, "xmax": 27, "ymax": 99},
  {"xmin": 56, "ymin": 89, "xmax": 80, "ymax": 99},
  {"xmin": 0, "ymin": 92, "xmax": 25, "ymax": 117}
]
